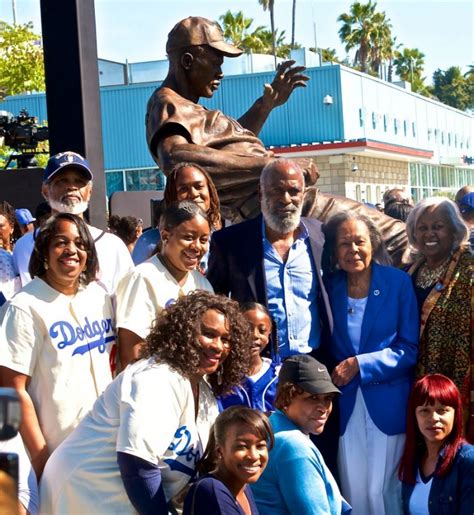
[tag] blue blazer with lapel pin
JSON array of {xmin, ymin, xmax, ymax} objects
[{"xmin": 325, "ymin": 262, "xmax": 419, "ymax": 436}]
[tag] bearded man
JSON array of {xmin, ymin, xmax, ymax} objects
[
  {"xmin": 207, "ymin": 159, "xmax": 332, "ymax": 359},
  {"xmin": 12, "ymin": 151, "xmax": 133, "ymax": 293}
]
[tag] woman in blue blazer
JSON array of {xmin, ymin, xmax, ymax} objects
[{"xmin": 322, "ymin": 211, "xmax": 419, "ymax": 515}]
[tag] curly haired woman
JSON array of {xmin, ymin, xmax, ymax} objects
[{"xmin": 39, "ymin": 291, "xmax": 252, "ymax": 515}]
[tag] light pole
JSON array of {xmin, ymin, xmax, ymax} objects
[{"xmin": 12, "ymin": 0, "xmax": 17, "ymax": 24}]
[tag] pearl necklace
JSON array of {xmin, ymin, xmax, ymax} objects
[{"xmin": 415, "ymin": 255, "xmax": 451, "ymax": 289}]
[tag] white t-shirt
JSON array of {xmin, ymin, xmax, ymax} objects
[
  {"xmin": 116, "ymin": 254, "xmax": 214, "ymax": 339},
  {"xmin": 12, "ymin": 225, "xmax": 133, "ymax": 294},
  {"xmin": 0, "ymin": 278, "xmax": 116, "ymax": 451},
  {"xmin": 39, "ymin": 359, "xmax": 219, "ymax": 514}
]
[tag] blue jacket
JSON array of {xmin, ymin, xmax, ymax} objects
[
  {"xmin": 402, "ymin": 443, "xmax": 474, "ymax": 515},
  {"xmin": 252, "ymin": 410, "xmax": 350, "ymax": 515},
  {"xmin": 325, "ymin": 263, "xmax": 419, "ymax": 435},
  {"xmin": 219, "ymin": 359, "xmax": 280, "ymax": 412}
]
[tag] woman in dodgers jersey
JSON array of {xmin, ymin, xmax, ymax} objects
[
  {"xmin": 39, "ymin": 291, "xmax": 252, "ymax": 514},
  {"xmin": 0, "ymin": 213, "xmax": 115, "ymax": 479},
  {"xmin": 116, "ymin": 200, "xmax": 214, "ymax": 369}
]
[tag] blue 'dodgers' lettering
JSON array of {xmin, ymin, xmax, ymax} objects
[
  {"xmin": 165, "ymin": 425, "xmax": 201, "ymax": 477},
  {"xmin": 49, "ymin": 317, "xmax": 114, "ymax": 356}
]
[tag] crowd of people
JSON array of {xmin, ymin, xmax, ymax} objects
[{"xmin": 0, "ymin": 148, "xmax": 472, "ymax": 515}]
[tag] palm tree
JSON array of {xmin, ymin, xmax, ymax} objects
[
  {"xmin": 219, "ymin": 11, "xmax": 267, "ymax": 54},
  {"xmin": 368, "ymin": 12, "xmax": 393, "ymax": 77},
  {"xmin": 393, "ymin": 47, "xmax": 426, "ymax": 92},
  {"xmin": 337, "ymin": 1, "xmax": 392, "ymax": 74},
  {"xmin": 258, "ymin": 0, "xmax": 277, "ymax": 66}
]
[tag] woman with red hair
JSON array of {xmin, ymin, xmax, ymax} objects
[{"xmin": 399, "ymin": 374, "xmax": 474, "ymax": 514}]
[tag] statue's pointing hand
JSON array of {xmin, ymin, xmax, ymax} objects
[{"xmin": 263, "ymin": 60, "xmax": 310, "ymax": 109}]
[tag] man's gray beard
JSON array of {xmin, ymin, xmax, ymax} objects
[
  {"xmin": 48, "ymin": 199, "xmax": 89, "ymax": 215},
  {"xmin": 261, "ymin": 195, "xmax": 302, "ymax": 234}
]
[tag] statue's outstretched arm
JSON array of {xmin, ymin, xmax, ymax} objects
[
  {"xmin": 158, "ymin": 134, "xmax": 270, "ymax": 176},
  {"xmin": 237, "ymin": 60, "xmax": 309, "ymax": 136}
]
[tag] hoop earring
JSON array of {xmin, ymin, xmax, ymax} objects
[
  {"xmin": 44, "ymin": 260, "xmax": 49, "ymax": 270},
  {"xmin": 217, "ymin": 364, "xmax": 223, "ymax": 386}
]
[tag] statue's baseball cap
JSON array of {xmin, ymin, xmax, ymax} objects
[
  {"xmin": 279, "ymin": 355, "xmax": 341, "ymax": 395},
  {"xmin": 43, "ymin": 151, "xmax": 93, "ymax": 184},
  {"xmin": 166, "ymin": 17, "xmax": 243, "ymax": 57}
]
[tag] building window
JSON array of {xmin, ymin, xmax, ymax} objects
[
  {"xmin": 403, "ymin": 120, "xmax": 407, "ymax": 136},
  {"xmin": 372, "ymin": 112, "xmax": 376, "ymax": 129},
  {"xmin": 448, "ymin": 133, "xmax": 451, "ymax": 146},
  {"xmin": 355, "ymin": 185, "xmax": 361, "ymax": 202},
  {"xmin": 412, "ymin": 122, "xmax": 416, "ymax": 137},
  {"xmin": 359, "ymin": 109, "xmax": 364, "ymax": 127},
  {"xmin": 394, "ymin": 119, "xmax": 398, "ymax": 135},
  {"xmin": 125, "ymin": 168, "xmax": 165, "ymax": 191},
  {"xmin": 441, "ymin": 132, "xmax": 444, "ymax": 145},
  {"xmin": 366, "ymin": 185, "xmax": 372, "ymax": 203},
  {"xmin": 105, "ymin": 171, "xmax": 125, "ymax": 197},
  {"xmin": 383, "ymin": 115, "xmax": 388, "ymax": 132}
]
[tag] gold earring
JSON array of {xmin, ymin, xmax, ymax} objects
[{"xmin": 44, "ymin": 260, "xmax": 49, "ymax": 270}]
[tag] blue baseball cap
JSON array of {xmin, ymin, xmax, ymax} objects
[
  {"xmin": 15, "ymin": 208, "xmax": 36, "ymax": 226},
  {"xmin": 43, "ymin": 151, "xmax": 93, "ymax": 184},
  {"xmin": 458, "ymin": 192, "xmax": 474, "ymax": 214}
]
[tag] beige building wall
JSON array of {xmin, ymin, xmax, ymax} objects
[{"xmin": 312, "ymin": 154, "xmax": 409, "ymax": 203}]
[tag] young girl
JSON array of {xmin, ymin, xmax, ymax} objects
[
  {"xmin": 183, "ymin": 407, "xmax": 274, "ymax": 515},
  {"xmin": 220, "ymin": 303, "xmax": 280, "ymax": 413}
]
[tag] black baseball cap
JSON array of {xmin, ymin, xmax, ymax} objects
[{"xmin": 279, "ymin": 355, "xmax": 341, "ymax": 395}]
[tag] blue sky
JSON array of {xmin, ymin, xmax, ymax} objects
[{"xmin": 3, "ymin": 0, "xmax": 473, "ymax": 83}]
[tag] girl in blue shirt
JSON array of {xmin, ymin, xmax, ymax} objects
[{"xmin": 220, "ymin": 303, "xmax": 281, "ymax": 413}]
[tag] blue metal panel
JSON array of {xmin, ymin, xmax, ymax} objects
[
  {"xmin": 100, "ymin": 83, "xmax": 157, "ymax": 169},
  {"xmin": 285, "ymin": 65, "xmax": 344, "ymax": 144},
  {"xmin": 201, "ymin": 66, "xmax": 344, "ymax": 146}
]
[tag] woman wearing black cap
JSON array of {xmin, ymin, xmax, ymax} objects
[{"xmin": 252, "ymin": 355, "xmax": 350, "ymax": 514}]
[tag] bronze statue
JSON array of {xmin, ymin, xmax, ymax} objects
[{"xmin": 146, "ymin": 16, "xmax": 408, "ymax": 265}]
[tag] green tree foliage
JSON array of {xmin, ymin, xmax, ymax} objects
[
  {"xmin": 219, "ymin": 11, "xmax": 295, "ymax": 58},
  {"xmin": 393, "ymin": 47, "xmax": 429, "ymax": 95},
  {"xmin": 0, "ymin": 21, "xmax": 45, "ymax": 99},
  {"xmin": 219, "ymin": 11, "xmax": 268, "ymax": 54},
  {"xmin": 308, "ymin": 47, "xmax": 348, "ymax": 65},
  {"xmin": 432, "ymin": 66, "xmax": 473, "ymax": 111},
  {"xmin": 464, "ymin": 65, "xmax": 474, "ymax": 110},
  {"xmin": 337, "ymin": 1, "xmax": 393, "ymax": 75}
]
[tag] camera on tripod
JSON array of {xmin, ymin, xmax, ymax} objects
[{"xmin": 0, "ymin": 109, "xmax": 49, "ymax": 169}]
